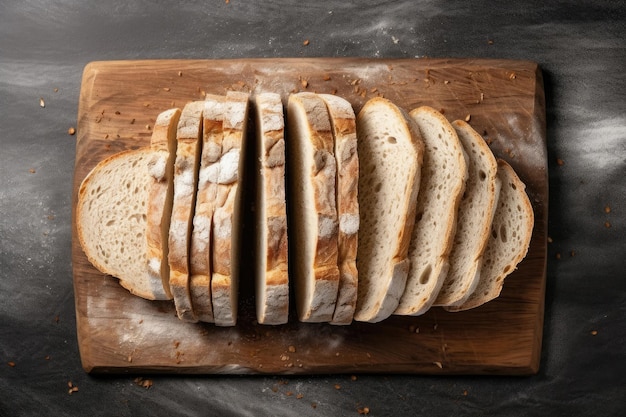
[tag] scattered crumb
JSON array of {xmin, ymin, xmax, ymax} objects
[
  {"xmin": 465, "ymin": 114, "xmax": 471, "ymax": 122},
  {"xmin": 570, "ymin": 250, "xmax": 576, "ymax": 257},
  {"xmin": 178, "ymin": 71, "xmax": 183, "ymax": 77},
  {"xmin": 604, "ymin": 205, "xmax": 611, "ymax": 214},
  {"xmin": 357, "ymin": 406, "xmax": 370, "ymax": 415},
  {"xmin": 145, "ymin": 124, "xmax": 151, "ymax": 130},
  {"xmin": 555, "ymin": 252, "xmax": 561, "ymax": 260},
  {"xmin": 134, "ymin": 377, "xmax": 153, "ymax": 389},
  {"xmin": 509, "ymin": 72, "xmax": 517, "ymax": 80},
  {"xmin": 163, "ymin": 87, "xmax": 171, "ymax": 92},
  {"xmin": 288, "ymin": 345, "xmax": 296, "ymax": 353},
  {"xmin": 115, "ymin": 110, "xmax": 121, "ymax": 115},
  {"xmin": 39, "ymin": 97, "xmax": 45, "ymax": 108},
  {"xmin": 392, "ymin": 36, "xmax": 399, "ymax": 44},
  {"xmin": 8, "ymin": 361, "xmax": 15, "ymax": 367},
  {"xmin": 488, "ymin": 39, "xmax": 494, "ymax": 45},
  {"xmin": 311, "ymin": 402, "xmax": 317, "ymax": 409},
  {"xmin": 433, "ymin": 324, "xmax": 438, "ymax": 331},
  {"xmin": 45, "ymin": 356, "xmax": 50, "ymax": 361},
  {"xmin": 433, "ymin": 361, "xmax": 443, "ymax": 369},
  {"xmin": 303, "ymin": 39, "xmax": 310, "ymax": 46},
  {"xmin": 280, "ymin": 354, "xmax": 289, "ymax": 361},
  {"xmin": 54, "ymin": 88, "xmax": 59, "ymax": 92},
  {"xmin": 301, "ymin": 79, "xmax": 309, "ymax": 88},
  {"xmin": 591, "ymin": 330, "xmax": 598, "ymax": 336},
  {"xmin": 351, "ymin": 375, "xmax": 357, "ymax": 381},
  {"xmin": 462, "ymin": 389, "xmax": 468, "ymax": 396},
  {"xmin": 174, "ymin": 341, "xmax": 180, "ymax": 348},
  {"xmin": 296, "ymin": 393, "xmax": 304, "ymax": 399},
  {"xmin": 604, "ymin": 221, "xmax": 611, "ymax": 228},
  {"xmin": 29, "ymin": 168, "xmax": 36, "ymax": 174},
  {"xmin": 334, "ymin": 384, "xmax": 341, "ymax": 390},
  {"xmin": 67, "ymin": 381, "xmax": 79, "ymax": 395},
  {"xmin": 323, "ymin": 74, "xmax": 331, "ymax": 81},
  {"xmin": 556, "ymin": 158, "xmax": 565, "ymax": 166},
  {"xmin": 547, "ymin": 236, "xmax": 553, "ymax": 243},
  {"xmin": 286, "ymin": 391, "xmax": 293, "ymax": 397},
  {"xmin": 68, "ymin": 127, "xmax": 76, "ymax": 135},
  {"xmin": 130, "ymin": 118, "xmax": 135, "ymax": 124}
]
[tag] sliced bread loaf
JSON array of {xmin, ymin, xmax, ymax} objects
[
  {"xmin": 433, "ymin": 120, "xmax": 500, "ymax": 307},
  {"xmin": 446, "ymin": 159, "xmax": 534, "ymax": 312},
  {"xmin": 189, "ymin": 95, "xmax": 225, "ymax": 323},
  {"xmin": 253, "ymin": 92, "xmax": 289, "ymax": 325},
  {"xmin": 353, "ymin": 97, "xmax": 424, "ymax": 323},
  {"xmin": 394, "ymin": 106, "xmax": 468, "ymax": 316},
  {"xmin": 77, "ymin": 149, "xmax": 160, "ymax": 299},
  {"xmin": 319, "ymin": 94, "xmax": 359, "ymax": 325},
  {"xmin": 168, "ymin": 101, "xmax": 204, "ymax": 322},
  {"xmin": 211, "ymin": 91, "xmax": 249, "ymax": 326},
  {"xmin": 286, "ymin": 92, "xmax": 340, "ymax": 323},
  {"xmin": 145, "ymin": 108, "xmax": 181, "ymax": 301}
]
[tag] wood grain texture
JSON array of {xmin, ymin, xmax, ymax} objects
[{"xmin": 72, "ymin": 58, "xmax": 547, "ymax": 375}]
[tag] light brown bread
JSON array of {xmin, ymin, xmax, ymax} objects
[
  {"xmin": 433, "ymin": 120, "xmax": 500, "ymax": 307},
  {"xmin": 286, "ymin": 92, "xmax": 340, "ymax": 323},
  {"xmin": 189, "ymin": 95, "xmax": 225, "ymax": 323},
  {"xmin": 394, "ymin": 106, "xmax": 468, "ymax": 316},
  {"xmin": 77, "ymin": 149, "xmax": 160, "ymax": 299},
  {"xmin": 319, "ymin": 94, "xmax": 359, "ymax": 325},
  {"xmin": 168, "ymin": 101, "xmax": 204, "ymax": 322},
  {"xmin": 446, "ymin": 159, "xmax": 534, "ymax": 312},
  {"xmin": 353, "ymin": 97, "xmax": 424, "ymax": 323},
  {"xmin": 253, "ymin": 92, "xmax": 289, "ymax": 325},
  {"xmin": 145, "ymin": 108, "xmax": 181, "ymax": 301},
  {"xmin": 211, "ymin": 91, "xmax": 249, "ymax": 326}
]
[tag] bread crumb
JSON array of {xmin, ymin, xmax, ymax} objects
[
  {"xmin": 29, "ymin": 168, "xmax": 36, "ymax": 174},
  {"xmin": 591, "ymin": 330, "xmax": 598, "ymax": 336},
  {"xmin": 288, "ymin": 345, "xmax": 296, "ymax": 353},
  {"xmin": 547, "ymin": 236, "xmax": 553, "ymax": 243},
  {"xmin": 286, "ymin": 391, "xmax": 293, "ymax": 397},
  {"xmin": 303, "ymin": 39, "xmax": 310, "ymax": 46},
  {"xmin": 570, "ymin": 250, "xmax": 576, "ymax": 257},
  {"xmin": 178, "ymin": 71, "xmax": 183, "ymax": 77},
  {"xmin": 334, "ymin": 384, "xmax": 341, "ymax": 390},
  {"xmin": 488, "ymin": 39, "xmax": 494, "ymax": 45},
  {"xmin": 163, "ymin": 87, "xmax": 171, "ymax": 92},
  {"xmin": 301, "ymin": 79, "xmax": 309, "ymax": 88},
  {"xmin": 134, "ymin": 377, "xmax": 153, "ymax": 389},
  {"xmin": 323, "ymin": 74, "xmax": 331, "ymax": 81},
  {"xmin": 130, "ymin": 118, "xmax": 135, "ymax": 124},
  {"xmin": 54, "ymin": 88, "xmax": 59, "ymax": 92},
  {"xmin": 68, "ymin": 127, "xmax": 76, "ymax": 135},
  {"xmin": 462, "ymin": 389, "xmax": 469, "ymax": 396},
  {"xmin": 67, "ymin": 381, "xmax": 79, "ymax": 395},
  {"xmin": 556, "ymin": 158, "xmax": 565, "ymax": 166},
  {"xmin": 357, "ymin": 406, "xmax": 370, "ymax": 415},
  {"xmin": 351, "ymin": 375, "xmax": 357, "ymax": 381},
  {"xmin": 39, "ymin": 97, "xmax": 45, "ymax": 108},
  {"xmin": 280, "ymin": 354, "xmax": 289, "ymax": 361},
  {"xmin": 465, "ymin": 114, "xmax": 471, "ymax": 122},
  {"xmin": 509, "ymin": 72, "xmax": 517, "ymax": 80},
  {"xmin": 604, "ymin": 221, "xmax": 611, "ymax": 228},
  {"xmin": 296, "ymin": 393, "xmax": 304, "ymax": 399},
  {"xmin": 433, "ymin": 361, "xmax": 443, "ymax": 369},
  {"xmin": 311, "ymin": 402, "xmax": 317, "ymax": 409},
  {"xmin": 604, "ymin": 205, "xmax": 611, "ymax": 213},
  {"xmin": 555, "ymin": 252, "xmax": 561, "ymax": 260},
  {"xmin": 7, "ymin": 361, "xmax": 15, "ymax": 367}
]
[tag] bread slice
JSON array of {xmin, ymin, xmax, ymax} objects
[
  {"xmin": 189, "ymin": 95, "xmax": 225, "ymax": 323},
  {"xmin": 211, "ymin": 91, "xmax": 249, "ymax": 326},
  {"xmin": 353, "ymin": 97, "xmax": 424, "ymax": 323},
  {"xmin": 446, "ymin": 159, "xmax": 534, "ymax": 312},
  {"xmin": 253, "ymin": 92, "xmax": 289, "ymax": 325},
  {"xmin": 77, "ymin": 149, "xmax": 161, "ymax": 299},
  {"xmin": 168, "ymin": 101, "xmax": 204, "ymax": 322},
  {"xmin": 433, "ymin": 120, "xmax": 500, "ymax": 307},
  {"xmin": 145, "ymin": 108, "xmax": 181, "ymax": 301},
  {"xmin": 286, "ymin": 92, "xmax": 340, "ymax": 323},
  {"xmin": 394, "ymin": 106, "xmax": 468, "ymax": 316},
  {"xmin": 319, "ymin": 94, "xmax": 359, "ymax": 325}
]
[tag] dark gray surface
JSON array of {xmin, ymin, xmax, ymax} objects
[{"xmin": 1, "ymin": 1, "xmax": 624, "ymax": 416}]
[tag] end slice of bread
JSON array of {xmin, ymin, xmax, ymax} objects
[
  {"xmin": 211, "ymin": 91, "xmax": 249, "ymax": 326},
  {"xmin": 353, "ymin": 97, "xmax": 424, "ymax": 323},
  {"xmin": 168, "ymin": 101, "xmax": 204, "ymax": 322},
  {"xmin": 189, "ymin": 95, "xmax": 226, "ymax": 323},
  {"xmin": 433, "ymin": 120, "xmax": 499, "ymax": 307},
  {"xmin": 145, "ymin": 108, "xmax": 181, "ymax": 301},
  {"xmin": 319, "ymin": 94, "xmax": 359, "ymax": 326},
  {"xmin": 446, "ymin": 159, "xmax": 534, "ymax": 312},
  {"xmin": 77, "ymin": 149, "xmax": 162, "ymax": 299},
  {"xmin": 254, "ymin": 93, "xmax": 289, "ymax": 325},
  {"xmin": 286, "ymin": 92, "xmax": 340, "ymax": 323},
  {"xmin": 394, "ymin": 106, "xmax": 468, "ymax": 316}
]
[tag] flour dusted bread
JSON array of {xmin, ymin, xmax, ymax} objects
[
  {"xmin": 211, "ymin": 91, "xmax": 249, "ymax": 326},
  {"xmin": 394, "ymin": 106, "xmax": 467, "ymax": 316},
  {"xmin": 188, "ymin": 95, "xmax": 225, "ymax": 323},
  {"xmin": 353, "ymin": 98, "xmax": 424, "ymax": 323},
  {"xmin": 286, "ymin": 92, "xmax": 340, "ymax": 323},
  {"xmin": 145, "ymin": 108, "xmax": 181, "ymax": 301},
  {"xmin": 319, "ymin": 94, "xmax": 359, "ymax": 325},
  {"xmin": 77, "ymin": 149, "xmax": 160, "ymax": 299},
  {"xmin": 254, "ymin": 93, "xmax": 289, "ymax": 325},
  {"xmin": 447, "ymin": 159, "xmax": 534, "ymax": 312},
  {"xmin": 433, "ymin": 120, "xmax": 500, "ymax": 307},
  {"xmin": 168, "ymin": 101, "xmax": 204, "ymax": 322}
]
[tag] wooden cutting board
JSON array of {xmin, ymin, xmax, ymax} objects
[{"xmin": 72, "ymin": 58, "xmax": 547, "ymax": 375}]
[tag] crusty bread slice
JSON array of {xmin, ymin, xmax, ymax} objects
[
  {"xmin": 77, "ymin": 149, "xmax": 161, "ymax": 299},
  {"xmin": 189, "ymin": 95, "xmax": 225, "ymax": 323},
  {"xmin": 446, "ymin": 159, "xmax": 534, "ymax": 312},
  {"xmin": 353, "ymin": 97, "xmax": 424, "ymax": 323},
  {"xmin": 253, "ymin": 92, "xmax": 289, "ymax": 325},
  {"xmin": 145, "ymin": 108, "xmax": 181, "ymax": 301},
  {"xmin": 211, "ymin": 91, "xmax": 249, "ymax": 326},
  {"xmin": 433, "ymin": 120, "xmax": 500, "ymax": 307},
  {"xmin": 319, "ymin": 94, "xmax": 359, "ymax": 325},
  {"xmin": 286, "ymin": 92, "xmax": 340, "ymax": 323},
  {"xmin": 394, "ymin": 106, "xmax": 468, "ymax": 316},
  {"xmin": 168, "ymin": 101, "xmax": 204, "ymax": 322}
]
